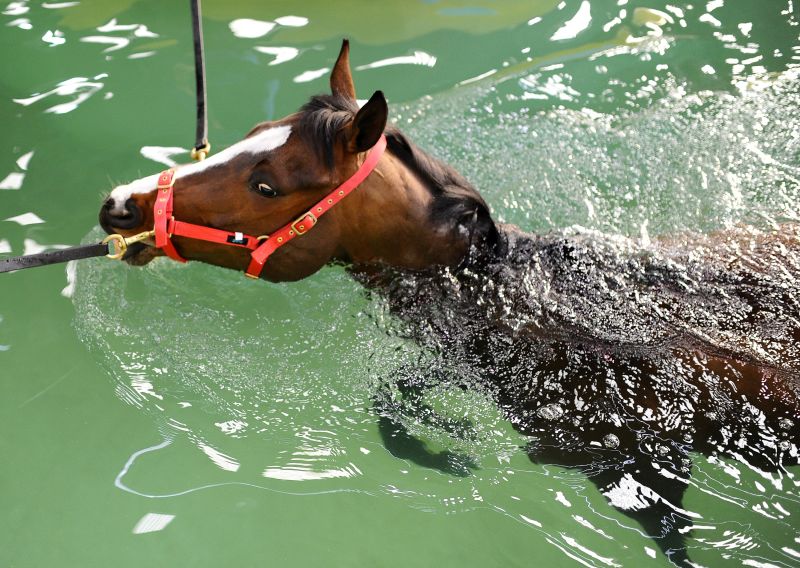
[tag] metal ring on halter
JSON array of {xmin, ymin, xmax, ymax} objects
[
  {"xmin": 102, "ymin": 230, "xmax": 156, "ymax": 261},
  {"xmin": 102, "ymin": 234, "xmax": 127, "ymax": 260},
  {"xmin": 190, "ymin": 142, "xmax": 211, "ymax": 161}
]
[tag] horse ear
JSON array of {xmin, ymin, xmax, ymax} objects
[
  {"xmin": 330, "ymin": 39, "xmax": 356, "ymax": 100},
  {"xmin": 347, "ymin": 90, "xmax": 388, "ymax": 153}
]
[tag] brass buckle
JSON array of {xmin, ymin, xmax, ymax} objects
[
  {"xmin": 157, "ymin": 169, "xmax": 176, "ymax": 189},
  {"xmin": 291, "ymin": 212, "xmax": 317, "ymax": 235}
]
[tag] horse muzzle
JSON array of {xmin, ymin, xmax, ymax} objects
[
  {"xmin": 100, "ymin": 197, "xmax": 144, "ymax": 232},
  {"xmin": 99, "ymin": 197, "xmax": 161, "ymax": 265}
]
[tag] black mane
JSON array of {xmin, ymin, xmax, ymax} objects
[{"xmin": 298, "ymin": 94, "xmax": 499, "ymax": 256}]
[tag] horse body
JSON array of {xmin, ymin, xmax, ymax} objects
[
  {"xmin": 98, "ymin": 40, "xmax": 799, "ymax": 564},
  {"xmin": 370, "ymin": 221, "xmax": 799, "ymax": 561}
]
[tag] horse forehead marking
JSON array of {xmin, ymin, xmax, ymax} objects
[
  {"xmin": 177, "ymin": 124, "xmax": 292, "ymax": 177},
  {"xmin": 109, "ymin": 125, "xmax": 292, "ymax": 205}
]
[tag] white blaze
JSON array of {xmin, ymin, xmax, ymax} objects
[{"xmin": 108, "ymin": 125, "xmax": 291, "ymax": 213}]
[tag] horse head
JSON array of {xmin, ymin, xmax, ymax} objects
[{"xmin": 99, "ymin": 40, "xmax": 496, "ymax": 281}]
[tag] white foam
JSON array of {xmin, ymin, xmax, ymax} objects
[{"xmin": 61, "ymin": 260, "xmax": 77, "ymax": 298}]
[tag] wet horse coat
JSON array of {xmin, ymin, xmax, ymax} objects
[{"xmin": 99, "ymin": 41, "xmax": 799, "ymax": 564}]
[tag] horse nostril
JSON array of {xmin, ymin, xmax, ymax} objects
[{"xmin": 101, "ymin": 198, "xmax": 143, "ymax": 230}]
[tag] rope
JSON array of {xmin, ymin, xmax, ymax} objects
[
  {"xmin": 0, "ymin": 243, "xmax": 109, "ymax": 273},
  {"xmin": 189, "ymin": 0, "xmax": 210, "ymax": 161}
]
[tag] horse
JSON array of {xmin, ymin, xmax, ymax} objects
[{"xmin": 98, "ymin": 40, "xmax": 799, "ymax": 565}]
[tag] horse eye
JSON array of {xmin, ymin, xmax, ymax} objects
[{"xmin": 254, "ymin": 182, "xmax": 278, "ymax": 198}]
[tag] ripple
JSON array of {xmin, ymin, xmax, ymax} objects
[
  {"xmin": 550, "ymin": 0, "xmax": 592, "ymax": 41},
  {"xmin": 13, "ymin": 75, "xmax": 105, "ymax": 114},
  {"xmin": 5, "ymin": 212, "xmax": 44, "ymax": 225},
  {"xmin": 229, "ymin": 18, "xmax": 274, "ymax": 39},
  {"xmin": 355, "ymin": 50, "xmax": 437, "ymax": 70},
  {"xmin": 254, "ymin": 46, "xmax": 299, "ymax": 66}
]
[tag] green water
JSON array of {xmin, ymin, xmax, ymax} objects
[{"xmin": 2, "ymin": 1, "xmax": 799, "ymax": 566}]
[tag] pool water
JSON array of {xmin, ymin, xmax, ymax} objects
[{"xmin": 1, "ymin": 1, "xmax": 799, "ymax": 566}]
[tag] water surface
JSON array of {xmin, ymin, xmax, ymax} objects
[{"xmin": 1, "ymin": 1, "xmax": 799, "ymax": 566}]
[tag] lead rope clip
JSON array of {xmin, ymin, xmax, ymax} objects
[{"xmin": 190, "ymin": 142, "xmax": 211, "ymax": 162}]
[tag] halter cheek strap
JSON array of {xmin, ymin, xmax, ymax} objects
[
  {"xmin": 152, "ymin": 134, "xmax": 387, "ymax": 279},
  {"xmin": 154, "ymin": 169, "xmax": 186, "ymax": 262}
]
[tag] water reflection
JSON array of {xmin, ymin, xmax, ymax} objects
[
  {"xmin": 0, "ymin": 149, "xmax": 31, "ymax": 191},
  {"xmin": 42, "ymin": 2, "xmax": 79, "ymax": 9},
  {"xmin": 13, "ymin": 75, "xmax": 106, "ymax": 114},
  {"xmin": 229, "ymin": 18, "xmax": 275, "ymax": 39},
  {"xmin": 355, "ymin": 51, "xmax": 437, "ymax": 70},
  {"xmin": 79, "ymin": 18, "xmax": 158, "ymax": 57},
  {"xmin": 550, "ymin": 0, "xmax": 592, "ymax": 41},
  {"xmin": 254, "ymin": 46, "xmax": 299, "ymax": 66},
  {"xmin": 293, "ymin": 67, "xmax": 329, "ymax": 83},
  {"xmin": 41, "ymin": 29, "xmax": 64, "ymax": 46},
  {"xmin": 132, "ymin": 513, "xmax": 175, "ymax": 534},
  {"xmin": 3, "ymin": 1, "xmax": 28, "ymax": 16},
  {"xmin": 7, "ymin": 17, "xmax": 31, "ymax": 29},
  {"xmin": 228, "ymin": 14, "xmax": 308, "ymax": 39},
  {"xmin": 29, "ymin": 0, "xmax": 796, "ymax": 565},
  {"xmin": 140, "ymin": 146, "xmax": 188, "ymax": 167},
  {"xmin": 5, "ymin": 212, "xmax": 44, "ymax": 225}
]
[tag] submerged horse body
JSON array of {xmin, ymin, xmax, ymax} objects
[
  {"xmin": 369, "ymin": 221, "xmax": 800, "ymax": 560},
  {"xmin": 99, "ymin": 41, "xmax": 799, "ymax": 563}
]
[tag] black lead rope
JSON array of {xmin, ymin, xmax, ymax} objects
[
  {"xmin": 189, "ymin": 0, "xmax": 210, "ymax": 161},
  {"xmin": 0, "ymin": 243, "xmax": 109, "ymax": 273}
]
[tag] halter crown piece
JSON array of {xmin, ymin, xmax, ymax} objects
[{"xmin": 152, "ymin": 134, "xmax": 387, "ymax": 279}]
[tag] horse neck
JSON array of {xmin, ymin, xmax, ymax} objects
[{"xmin": 334, "ymin": 150, "xmax": 473, "ymax": 271}]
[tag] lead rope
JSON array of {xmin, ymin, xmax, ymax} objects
[{"xmin": 189, "ymin": 0, "xmax": 210, "ymax": 161}]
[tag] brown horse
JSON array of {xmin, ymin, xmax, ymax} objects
[{"xmin": 99, "ymin": 40, "xmax": 799, "ymax": 565}]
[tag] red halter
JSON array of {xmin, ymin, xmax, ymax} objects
[{"xmin": 152, "ymin": 135, "xmax": 387, "ymax": 279}]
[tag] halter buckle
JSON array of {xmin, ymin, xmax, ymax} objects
[
  {"xmin": 157, "ymin": 169, "xmax": 176, "ymax": 189},
  {"xmin": 291, "ymin": 212, "xmax": 317, "ymax": 235}
]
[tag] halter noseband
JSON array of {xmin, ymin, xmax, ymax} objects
[{"xmin": 151, "ymin": 134, "xmax": 386, "ymax": 279}]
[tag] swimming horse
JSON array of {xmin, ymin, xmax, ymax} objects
[{"xmin": 99, "ymin": 40, "xmax": 799, "ymax": 564}]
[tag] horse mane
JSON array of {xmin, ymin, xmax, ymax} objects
[{"xmin": 298, "ymin": 94, "xmax": 500, "ymax": 256}]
